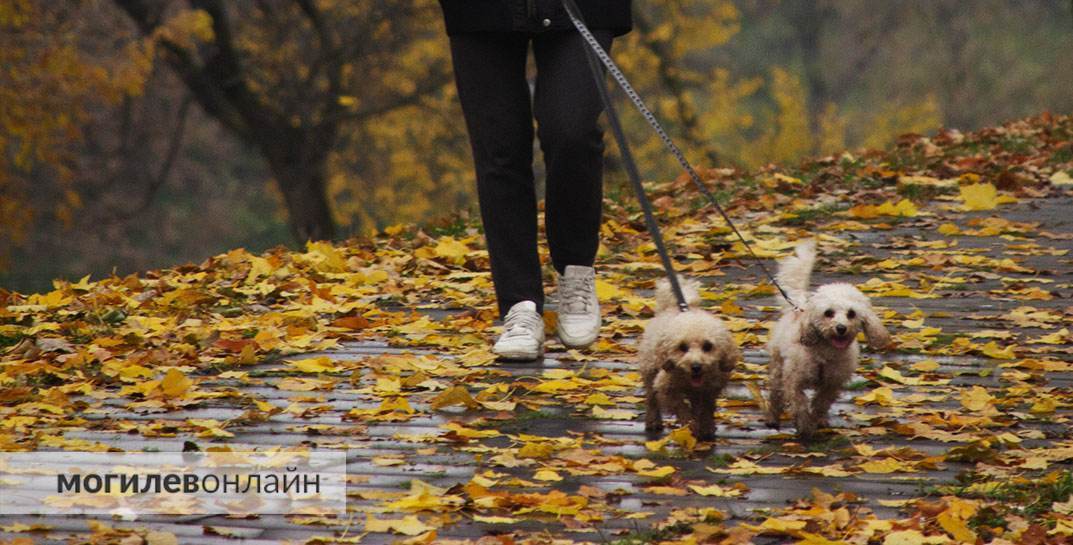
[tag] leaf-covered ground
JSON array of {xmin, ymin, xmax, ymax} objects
[{"xmin": 1, "ymin": 113, "xmax": 1072, "ymax": 544}]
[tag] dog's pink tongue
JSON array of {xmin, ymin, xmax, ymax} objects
[
  {"xmin": 690, "ymin": 375, "xmax": 705, "ymax": 387},
  {"xmin": 831, "ymin": 336, "xmax": 852, "ymax": 349}
]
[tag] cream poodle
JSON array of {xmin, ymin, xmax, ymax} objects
[
  {"xmin": 639, "ymin": 276, "xmax": 740, "ymax": 440},
  {"xmin": 766, "ymin": 240, "xmax": 891, "ymax": 438}
]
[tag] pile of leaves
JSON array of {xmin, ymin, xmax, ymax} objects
[{"xmin": 1, "ymin": 113, "xmax": 1072, "ymax": 544}]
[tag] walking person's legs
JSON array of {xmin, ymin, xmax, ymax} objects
[
  {"xmin": 448, "ymin": 32, "xmax": 546, "ymax": 360},
  {"xmin": 532, "ymin": 30, "xmax": 614, "ymax": 348}
]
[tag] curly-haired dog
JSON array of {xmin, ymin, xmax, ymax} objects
[
  {"xmin": 639, "ymin": 277, "xmax": 740, "ymax": 440},
  {"xmin": 765, "ymin": 240, "xmax": 891, "ymax": 438}
]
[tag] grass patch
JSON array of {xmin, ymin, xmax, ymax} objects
[
  {"xmin": 986, "ymin": 471, "xmax": 1071, "ymax": 518},
  {"xmin": 969, "ymin": 504, "xmax": 1009, "ymax": 536},
  {"xmin": 483, "ymin": 409, "xmax": 559, "ymax": 433},
  {"xmin": 426, "ymin": 214, "xmax": 473, "ymax": 238},
  {"xmin": 0, "ymin": 333, "xmax": 27, "ymax": 349},
  {"xmin": 690, "ymin": 190, "xmax": 734, "ymax": 213},
  {"xmin": 644, "ymin": 447, "xmax": 692, "ymax": 461},
  {"xmin": 806, "ymin": 434, "xmax": 852, "ymax": 453},
  {"xmin": 1000, "ymin": 137, "xmax": 1036, "ymax": 155},
  {"xmin": 844, "ymin": 379, "xmax": 872, "ymax": 391},
  {"xmin": 745, "ymin": 443, "xmax": 783, "ymax": 457},
  {"xmin": 707, "ymin": 452, "xmax": 735, "ymax": 468},
  {"xmin": 933, "ymin": 282, "xmax": 971, "ymax": 291},
  {"xmin": 855, "ymin": 176, "xmax": 891, "ymax": 190},
  {"xmin": 928, "ymin": 333, "xmax": 959, "ymax": 346},
  {"xmin": 603, "ymin": 521, "xmax": 697, "ymax": 545},
  {"xmin": 897, "ymin": 183, "xmax": 948, "ymax": 201},
  {"xmin": 1049, "ymin": 147, "xmax": 1073, "ymax": 164},
  {"xmin": 936, "ymin": 470, "xmax": 1073, "ymax": 524}
]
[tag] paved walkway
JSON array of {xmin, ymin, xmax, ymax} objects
[{"xmin": 2, "ymin": 189, "xmax": 1070, "ymax": 544}]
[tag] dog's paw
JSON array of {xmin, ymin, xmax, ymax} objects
[
  {"xmin": 644, "ymin": 416, "xmax": 664, "ymax": 434},
  {"xmin": 688, "ymin": 421, "xmax": 715, "ymax": 442},
  {"xmin": 644, "ymin": 425, "xmax": 664, "ymax": 440}
]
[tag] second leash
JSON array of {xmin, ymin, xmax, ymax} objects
[
  {"xmin": 568, "ymin": 2, "xmax": 689, "ymax": 311},
  {"xmin": 561, "ymin": 0, "xmax": 800, "ymax": 311}
]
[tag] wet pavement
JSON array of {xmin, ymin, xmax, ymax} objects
[{"xmin": 1, "ymin": 195, "xmax": 1070, "ymax": 544}]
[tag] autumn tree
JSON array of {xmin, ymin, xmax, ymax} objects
[
  {"xmin": 0, "ymin": 1, "xmax": 122, "ymax": 263},
  {"xmin": 111, "ymin": 0, "xmax": 452, "ymax": 241}
]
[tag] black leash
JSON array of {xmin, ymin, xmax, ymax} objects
[
  {"xmin": 564, "ymin": 1, "xmax": 689, "ymax": 311},
  {"xmin": 561, "ymin": 0, "xmax": 800, "ymax": 311}
]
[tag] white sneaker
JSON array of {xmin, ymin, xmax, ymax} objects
[
  {"xmin": 493, "ymin": 301, "xmax": 545, "ymax": 361},
  {"xmin": 556, "ymin": 265, "xmax": 601, "ymax": 348}
]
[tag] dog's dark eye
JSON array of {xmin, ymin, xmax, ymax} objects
[
  {"xmin": 824, "ymin": 309, "xmax": 835, "ymax": 318},
  {"xmin": 678, "ymin": 342, "xmax": 689, "ymax": 352},
  {"xmin": 702, "ymin": 341, "xmax": 714, "ymax": 352},
  {"xmin": 847, "ymin": 309, "xmax": 857, "ymax": 319}
]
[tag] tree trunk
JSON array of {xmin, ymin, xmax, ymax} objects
[
  {"xmin": 790, "ymin": 0, "xmax": 831, "ymax": 153},
  {"xmin": 272, "ymin": 163, "xmax": 336, "ymax": 242}
]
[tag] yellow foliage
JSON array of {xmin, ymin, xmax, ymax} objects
[
  {"xmin": 0, "ymin": 2, "xmax": 198, "ymax": 264},
  {"xmin": 0, "ymin": 0, "xmax": 963, "ymax": 252},
  {"xmin": 859, "ymin": 94, "xmax": 943, "ymax": 151}
]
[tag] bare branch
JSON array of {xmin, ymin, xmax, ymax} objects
[
  {"xmin": 293, "ymin": 0, "xmax": 344, "ymax": 118},
  {"xmin": 104, "ymin": 93, "xmax": 193, "ymax": 223}
]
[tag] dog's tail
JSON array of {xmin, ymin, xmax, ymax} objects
[
  {"xmin": 776, "ymin": 240, "xmax": 816, "ymax": 310},
  {"xmin": 655, "ymin": 275, "xmax": 701, "ymax": 313}
]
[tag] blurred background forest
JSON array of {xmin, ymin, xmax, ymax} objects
[{"xmin": 2, "ymin": 0, "xmax": 1072, "ymax": 292}]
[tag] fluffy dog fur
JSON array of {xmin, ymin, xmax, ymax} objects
[
  {"xmin": 765, "ymin": 240, "xmax": 891, "ymax": 438},
  {"xmin": 639, "ymin": 277, "xmax": 740, "ymax": 440}
]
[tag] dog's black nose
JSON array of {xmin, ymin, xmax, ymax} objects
[
  {"xmin": 691, "ymin": 363, "xmax": 702, "ymax": 374},
  {"xmin": 835, "ymin": 324, "xmax": 847, "ymax": 335}
]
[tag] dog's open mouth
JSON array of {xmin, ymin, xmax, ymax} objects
[
  {"xmin": 829, "ymin": 334, "xmax": 853, "ymax": 349},
  {"xmin": 689, "ymin": 368, "xmax": 705, "ymax": 387}
]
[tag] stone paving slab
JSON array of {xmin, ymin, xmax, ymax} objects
[{"xmin": 0, "ymin": 195, "xmax": 1070, "ymax": 544}]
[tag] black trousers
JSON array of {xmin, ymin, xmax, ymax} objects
[{"xmin": 449, "ymin": 30, "xmax": 613, "ymax": 318}]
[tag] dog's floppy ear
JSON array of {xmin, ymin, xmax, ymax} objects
[
  {"xmin": 719, "ymin": 343, "xmax": 740, "ymax": 372},
  {"xmin": 799, "ymin": 322, "xmax": 823, "ymax": 346},
  {"xmin": 860, "ymin": 306, "xmax": 891, "ymax": 349}
]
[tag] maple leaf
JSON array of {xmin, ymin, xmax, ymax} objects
[
  {"xmin": 959, "ymin": 386, "xmax": 993, "ymax": 411},
  {"xmin": 428, "ymin": 385, "xmax": 480, "ymax": 410},
  {"xmin": 1050, "ymin": 170, "xmax": 1073, "ymax": 186},
  {"xmin": 882, "ymin": 529, "xmax": 928, "ymax": 545},
  {"xmin": 364, "ymin": 514, "xmax": 434, "ymax": 536},
  {"xmin": 689, "ymin": 484, "xmax": 743, "ymax": 497},
  {"xmin": 591, "ymin": 405, "xmax": 638, "ymax": 420},
  {"xmin": 959, "ymin": 182, "xmax": 1016, "ymax": 210},
  {"xmin": 645, "ymin": 426, "xmax": 698, "ymax": 452},
  {"xmin": 286, "ymin": 356, "xmax": 337, "ymax": 373},
  {"xmin": 846, "ymin": 198, "xmax": 918, "ymax": 219},
  {"xmin": 634, "ymin": 462, "xmax": 676, "ymax": 478},
  {"xmin": 533, "ymin": 469, "xmax": 562, "ymax": 482},
  {"xmin": 856, "ymin": 387, "xmax": 898, "ymax": 406},
  {"xmin": 160, "ymin": 368, "xmax": 192, "ymax": 398}
]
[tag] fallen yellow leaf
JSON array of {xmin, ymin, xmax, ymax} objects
[
  {"xmin": 429, "ymin": 385, "xmax": 481, "ymax": 410},
  {"xmin": 959, "ymin": 182, "xmax": 998, "ymax": 210},
  {"xmin": 286, "ymin": 356, "xmax": 336, "ymax": 373},
  {"xmin": 160, "ymin": 368, "xmax": 192, "ymax": 398},
  {"xmin": 688, "ymin": 484, "xmax": 742, "ymax": 497},
  {"xmin": 960, "ymin": 386, "xmax": 993, "ymax": 411}
]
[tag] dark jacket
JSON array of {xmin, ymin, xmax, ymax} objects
[{"xmin": 439, "ymin": 0, "xmax": 632, "ymax": 37}]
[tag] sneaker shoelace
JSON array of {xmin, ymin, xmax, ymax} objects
[
  {"xmin": 502, "ymin": 307, "xmax": 542, "ymax": 339},
  {"xmin": 559, "ymin": 274, "xmax": 594, "ymax": 315}
]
